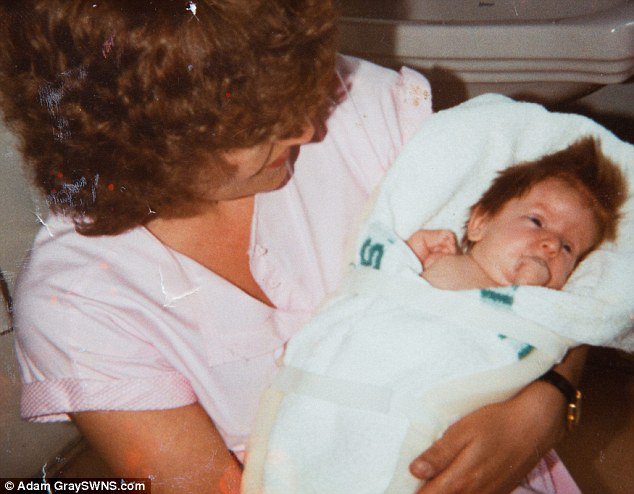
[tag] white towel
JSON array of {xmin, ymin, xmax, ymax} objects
[{"xmin": 357, "ymin": 93, "xmax": 634, "ymax": 350}]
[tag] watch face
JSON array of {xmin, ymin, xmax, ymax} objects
[{"xmin": 567, "ymin": 390, "xmax": 582, "ymax": 431}]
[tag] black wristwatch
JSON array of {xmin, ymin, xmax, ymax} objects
[{"xmin": 538, "ymin": 370, "xmax": 582, "ymax": 430}]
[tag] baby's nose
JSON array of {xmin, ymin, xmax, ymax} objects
[{"xmin": 540, "ymin": 235, "xmax": 562, "ymax": 256}]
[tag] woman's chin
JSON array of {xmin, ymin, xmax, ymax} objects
[
  {"xmin": 273, "ymin": 168, "xmax": 293, "ymax": 190},
  {"xmin": 267, "ymin": 159, "xmax": 296, "ymax": 191}
]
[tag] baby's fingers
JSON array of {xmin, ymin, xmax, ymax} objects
[{"xmin": 427, "ymin": 230, "xmax": 458, "ymax": 255}]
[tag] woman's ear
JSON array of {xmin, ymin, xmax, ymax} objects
[{"xmin": 466, "ymin": 205, "xmax": 489, "ymax": 243}]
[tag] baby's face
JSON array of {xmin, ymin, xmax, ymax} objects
[{"xmin": 467, "ymin": 178, "xmax": 600, "ymax": 289}]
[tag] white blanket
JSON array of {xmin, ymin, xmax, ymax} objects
[{"xmin": 242, "ymin": 95, "xmax": 634, "ymax": 493}]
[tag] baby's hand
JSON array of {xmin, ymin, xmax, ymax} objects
[{"xmin": 406, "ymin": 229, "xmax": 458, "ymax": 269}]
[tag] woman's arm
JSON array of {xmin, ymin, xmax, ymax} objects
[
  {"xmin": 409, "ymin": 346, "xmax": 588, "ymax": 494},
  {"xmin": 71, "ymin": 403, "xmax": 241, "ymax": 494}
]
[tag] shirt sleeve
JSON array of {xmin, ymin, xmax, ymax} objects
[{"xmin": 14, "ymin": 232, "xmax": 197, "ymax": 422}]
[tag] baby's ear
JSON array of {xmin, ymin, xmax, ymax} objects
[{"xmin": 466, "ymin": 205, "xmax": 489, "ymax": 243}]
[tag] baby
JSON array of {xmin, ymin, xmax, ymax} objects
[
  {"xmin": 408, "ymin": 136, "xmax": 625, "ymax": 292},
  {"xmin": 243, "ymin": 137, "xmax": 627, "ymax": 494}
]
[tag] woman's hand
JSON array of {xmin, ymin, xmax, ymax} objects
[
  {"xmin": 409, "ymin": 347, "xmax": 587, "ymax": 494},
  {"xmin": 409, "ymin": 382, "xmax": 564, "ymax": 493}
]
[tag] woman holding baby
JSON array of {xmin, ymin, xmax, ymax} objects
[{"xmin": 0, "ymin": 1, "xmax": 585, "ymax": 493}]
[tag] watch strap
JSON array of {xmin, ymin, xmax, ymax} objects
[{"xmin": 538, "ymin": 369, "xmax": 582, "ymax": 430}]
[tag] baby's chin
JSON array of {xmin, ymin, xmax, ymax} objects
[{"xmin": 510, "ymin": 257, "xmax": 551, "ymax": 287}]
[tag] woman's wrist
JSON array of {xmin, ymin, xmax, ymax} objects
[
  {"xmin": 551, "ymin": 346, "xmax": 589, "ymax": 387},
  {"xmin": 516, "ymin": 379, "xmax": 568, "ymax": 448},
  {"xmin": 525, "ymin": 347, "xmax": 589, "ymax": 437},
  {"xmin": 538, "ymin": 369, "xmax": 582, "ymax": 430}
]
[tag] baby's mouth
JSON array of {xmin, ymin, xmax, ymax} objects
[
  {"xmin": 515, "ymin": 256, "xmax": 551, "ymax": 286},
  {"xmin": 528, "ymin": 256, "xmax": 548, "ymax": 268}
]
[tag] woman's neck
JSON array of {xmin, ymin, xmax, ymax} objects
[
  {"xmin": 146, "ymin": 196, "xmax": 255, "ymax": 252},
  {"xmin": 144, "ymin": 195, "xmax": 274, "ymax": 307}
]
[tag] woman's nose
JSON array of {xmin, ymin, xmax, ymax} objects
[{"xmin": 278, "ymin": 124, "xmax": 315, "ymax": 147}]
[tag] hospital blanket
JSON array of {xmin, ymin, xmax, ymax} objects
[{"xmin": 242, "ymin": 95, "xmax": 634, "ymax": 493}]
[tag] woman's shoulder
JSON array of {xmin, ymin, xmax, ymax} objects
[
  {"xmin": 13, "ymin": 215, "xmax": 202, "ymax": 422},
  {"xmin": 14, "ymin": 214, "xmax": 177, "ymax": 323},
  {"xmin": 13, "ymin": 214, "xmax": 199, "ymax": 373},
  {"xmin": 333, "ymin": 55, "xmax": 433, "ymax": 149},
  {"xmin": 18, "ymin": 215, "xmax": 154, "ymax": 288},
  {"xmin": 337, "ymin": 55, "xmax": 401, "ymax": 88},
  {"xmin": 337, "ymin": 55, "xmax": 431, "ymax": 114},
  {"xmin": 337, "ymin": 55, "xmax": 427, "ymax": 87}
]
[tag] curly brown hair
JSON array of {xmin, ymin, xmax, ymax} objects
[
  {"xmin": 463, "ymin": 137, "xmax": 628, "ymax": 252},
  {"xmin": 0, "ymin": 0, "xmax": 339, "ymax": 235}
]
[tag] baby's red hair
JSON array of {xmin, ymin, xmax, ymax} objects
[{"xmin": 463, "ymin": 137, "xmax": 628, "ymax": 251}]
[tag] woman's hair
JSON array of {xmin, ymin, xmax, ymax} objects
[
  {"xmin": 0, "ymin": 0, "xmax": 339, "ymax": 235},
  {"xmin": 463, "ymin": 137, "xmax": 628, "ymax": 251}
]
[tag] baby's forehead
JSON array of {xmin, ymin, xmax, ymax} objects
[
  {"xmin": 518, "ymin": 179, "xmax": 600, "ymax": 238},
  {"xmin": 513, "ymin": 177, "xmax": 594, "ymax": 212}
]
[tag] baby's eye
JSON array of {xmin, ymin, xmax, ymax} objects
[
  {"xmin": 529, "ymin": 216, "xmax": 542, "ymax": 227},
  {"xmin": 563, "ymin": 244, "xmax": 573, "ymax": 254}
]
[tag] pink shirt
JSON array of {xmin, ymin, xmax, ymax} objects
[{"xmin": 14, "ymin": 56, "xmax": 432, "ymax": 456}]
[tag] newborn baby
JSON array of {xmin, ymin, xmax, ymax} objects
[{"xmin": 243, "ymin": 137, "xmax": 627, "ymax": 494}]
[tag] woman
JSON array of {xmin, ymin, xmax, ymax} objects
[{"xmin": 0, "ymin": 1, "xmax": 584, "ymax": 492}]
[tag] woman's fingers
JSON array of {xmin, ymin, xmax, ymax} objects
[
  {"xmin": 409, "ymin": 401, "xmax": 534, "ymax": 494},
  {"xmin": 409, "ymin": 423, "xmax": 485, "ymax": 494},
  {"xmin": 413, "ymin": 437, "xmax": 511, "ymax": 494},
  {"xmin": 409, "ymin": 427, "xmax": 468, "ymax": 480}
]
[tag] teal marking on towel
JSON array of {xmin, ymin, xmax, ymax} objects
[
  {"xmin": 517, "ymin": 344, "xmax": 534, "ymax": 359},
  {"xmin": 497, "ymin": 335, "xmax": 534, "ymax": 359},
  {"xmin": 481, "ymin": 289, "xmax": 513, "ymax": 306},
  {"xmin": 490, "ymin": 287, "xmax": 530, "ymax": 358},
  {"xmin": 480, "ymin": 286, "xmax": 518, "ymax": 306},
  {"xmin": 360, "ymin": 237, "xmax": 384, "ymax": 270}
]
